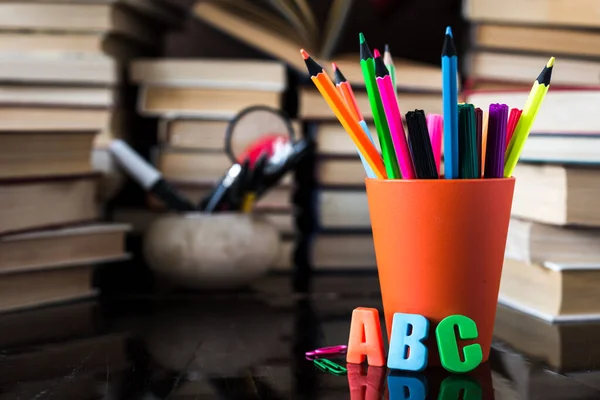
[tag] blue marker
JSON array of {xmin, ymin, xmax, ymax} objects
[{"xmin": 442, "ymin": 26, "xmax": 458, "ymax": 179}]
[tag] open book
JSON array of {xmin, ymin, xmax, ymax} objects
[{"xmin": 194, "ymin": 0, "xmax": 441, "ymax": 92}]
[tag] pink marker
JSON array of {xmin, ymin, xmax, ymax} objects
[
  {"xmin": 426, "ymin": 114, "xmax": 443, "ymax": 174},
  {"xmin": 373, "ymin": 49, "xmax": 415, "ymax": 179}
]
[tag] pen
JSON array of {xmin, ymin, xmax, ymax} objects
[{"xmin": 109, "ymin": 139, "xmax": 195, "ymax": 212}]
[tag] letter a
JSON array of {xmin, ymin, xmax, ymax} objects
[
  {"xmin": 436, "ymin": 315, "xmax": 483, "ymax": 374},
  {"xmin": 387, "ymin": 313, "xmax": 429, "ymax": 371},
  {"xmin": 346, "ymin": 307, "xmax": 385, "ymax": 367}
]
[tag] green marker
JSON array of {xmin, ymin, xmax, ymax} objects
[{"xmin": 359, "ymin": 33, "xmax": 400, "ymax": 179}]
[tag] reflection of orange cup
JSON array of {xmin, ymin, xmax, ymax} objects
[{"xmin": 365, "ymin": 177, "xmax": 515, "ymax": 366}]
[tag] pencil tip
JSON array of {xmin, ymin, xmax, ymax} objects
[
  {"xmin": 359, "ymin": 32, "xmax": 365, "ymax": 43},
  {"xmin": 445, "ymin": 26, "xmax": 453, "ymax": 37},
  {"xmin": 374, "ymin": 48, "xmax": 381, "ymax": 58},
  {"xmin": 300, "ymin": 49, "xmax": 309, "ymax": 60},
  {"xmin": 331, "ymin": 62, "xmax": 338, "ymax": 71},
  {"xmin": 547, "ymin": 56, "xmax": 555, "ymax": 68},
  {"xmin": 384, "ymin": 44, "xmax": 390, "ymax": 53}
]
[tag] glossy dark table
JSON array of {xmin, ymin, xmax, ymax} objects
[{"xmin": 1, "ymin": 274, "xmax": 599, "ymax": 399}]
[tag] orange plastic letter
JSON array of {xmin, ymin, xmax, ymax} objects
[
  {"xmin": 347, "ymin": 364, "xmax": 386, "ymax": 400},
  {"xmin": 346, "ymin": 307, "xmax": 385, "ymax": 367}
]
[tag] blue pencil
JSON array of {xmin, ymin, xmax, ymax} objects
[{"xmin": 442, "ymin": 26, "xmax": 458, "ymax": 179}]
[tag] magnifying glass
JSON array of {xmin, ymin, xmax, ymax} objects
[
  {"xmin": 225, "ymin": 105, "xmax": 296, "ymax": 166},
  {"xmin": 201, "ymin": 106, "xmax": 297, "ymax": 213}
]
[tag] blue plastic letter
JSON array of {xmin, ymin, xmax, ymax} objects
[
  {"xmin": 387, "ymin": 313, "xmax": 430, "ymax": 371},
  {"xmin": 387, "ymin": 373, "xmax": 427, "ymax": 400}
]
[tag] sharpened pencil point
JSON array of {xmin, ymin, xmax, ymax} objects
[
  {"xmin": 300, "ymin": 49, "xmax": 309, "ymax": 60},
  {"xmin": 333, "ymin": 63, "xmax": 347, "ymax": 84},
  {"xmin": 384, "ymin": 44, "xmax": 390, "ymax": 53},
  {"xmin": 374, "ymin": 49, "xmax": 381, "ymax": 58},
  {"xmin": 446, "ymin": 26, "xmax": 453, "ymax": 37},
  {"xmin": 547, "ymin": 56, "xmax": 555, "ymax": 68},
  {"xmin": 359, "ymin": 32, "xmax": 365, "ymax": 44}
]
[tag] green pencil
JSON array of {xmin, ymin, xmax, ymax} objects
[{"xmin": 360, "ymin": 33, "xmax": 400, "ymax": 179}]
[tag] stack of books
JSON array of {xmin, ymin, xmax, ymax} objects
[
  {"xmin": 0, "ymin": 0, "xmax": 184, "ymax": 200},
  {"xmin": 0, "ymin": 131, "xmax": 131, "ymax": 311},
  {"xmin": 129, "ymin": 59, "xmax": 296, "ymax": 271},
  {"xmin": 0, "ymin": 0, "xmax": 191, "ymax": 312},
  {"xmin": 462, "ymin": 0, "xmax": 600, "ymax": 323}
]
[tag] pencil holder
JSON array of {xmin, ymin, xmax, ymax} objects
[
  {"xmin": 365, "ymin": 177, "xmax": 515, "ymax": 366},
  {"xmin": 143, "ymin": 212, "xmax": 281, "ymax": 290}
]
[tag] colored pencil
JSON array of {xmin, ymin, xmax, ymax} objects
[
  {"xmin": 383, "ymin": 44, "xmax": 396, "ymax": 91},
  {"xmin": 426, "ymin": 114, "xmax": 443, "ymax": 175},
  {"xmin": 506, "ymin": 108, "xmax": 522, "ymax": 149},
  {"xmin": 301, "ymin": 49, "xmax": 386, "ymax": 178},
  {"xmin": 359, "ymin": 33, "xmax": 401, "ymax": 179},
  {"xmin": 407, "ymin": 110, "xmax": 438, "ymax": 179},
  {"xmin": 442, "ymin": 26, "xmax": 459, "ymax": 179},
  {"xmin": 475, "ymin": 107, "xmax": 483, "ymax": 177},
  {"xmin": 458, "ymin": 103, "xmax": 479, "ymax": 179},
  {"xmin": 333, "ymin": 62, "xmax": 377, "ymax": 178},
  {"xmin": 333, "ymin": 62, "xmax": 363, "ymax": 121},
  {"xmin": 374, "ymin": 49, "xmax": 415, "ymax": 179},
  {"xmin": 504, "ymin": 57, "xmax": 554, "ymax": 177},
  {"xmin": 485, "ymin": 104, "xmax": 509, "ymax": 179}
]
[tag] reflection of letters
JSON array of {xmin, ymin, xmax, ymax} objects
[
  {"xmin": 346, "ymin": 307, "xmax": 386, "ymax": 367},
  {"xmin": 435, "ymin": 315, "xmax": 483, "ymax": 373},
  {"xmin": 347, "ymin": 364, "xmax": 386, "ymax": 400},
  {"xmin": 387, "ymin": 313, "xmax": 430, "ymax": 371},
  {"xmin": 437, "ymin": 375, "xmax": 482, "ymax": 400},
  {"xmin": 387, "ymin": 373, "xmax": 427, "ymax": 400}
]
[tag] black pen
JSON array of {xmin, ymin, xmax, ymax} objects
[
  {"xmin": 109, "ymin": 139, "xmax": 195, "ymax": 212},
  {"xmin": 201, "ymin": 163, "xmax": 242, "ymax": 213}
]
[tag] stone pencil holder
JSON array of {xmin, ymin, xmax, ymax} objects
[{"xmin": 143, "ymin": 212, "xmax": 281, "ymax": 290}]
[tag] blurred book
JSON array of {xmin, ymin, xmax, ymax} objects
[
  {"xmin": 0, "ymin": 128, "xmax": 97, "ymax": 179},
  {"xmin": 472, "ymin": 24, "xmax": 600, "ymax": 59},
  {"xmin": 132, "ymin": 59, "xmax": 286, "ymax": 118},
  {"xmin": 0, "ymin": 174, "xmax": 99, "ymax": 235},
  {"xmin": 319, "ymin": 190, "xmax": 370, "ymax": 230},
  {"xmin": 499, "ymin": 258, "xmax": 600, "ymax": 322},
  {"xmin": 506, "ymin": 218, "xmax": 600, "ymax": 265},
  {"xmin": 193, "ymin": 0, "xmax": 442, "ymax": 90},
  {"xmin": 311, "ymin": 233, "xmax": 376, "ymax": 270},
  {"xmin": 495, "ymin": 304, "xmax": 600, "ymax": 371},
  {"xmin": 464, "ymin": 0, "xmax": 600, "ymax": 29},
  {"xmin": 511, "ymin": 164, "xmax": 600, "ymax": 226},
  {"xmin": 0, "ymin": 224, "xmax": 130, "ymax": 273}
]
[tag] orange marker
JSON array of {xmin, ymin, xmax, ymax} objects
[
  {"xmin": 301, "ymin": 49, "xmax": 386, "ymax": 179},
  {"xmin": 332, "ymin": 62, "xmax": 364, "ymax": 121},
  {"xmin": 346, "ymin": 307, "xmax": 386, "ymax": 367}
]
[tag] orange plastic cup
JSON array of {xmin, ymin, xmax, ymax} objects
[{"xmin": 365, "ymin": 177, "xmax": 515, "ymax": 366}]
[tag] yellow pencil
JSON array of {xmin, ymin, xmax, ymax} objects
[{"xmin": 504, "ymin": 57, "xmax": 554, "ymax": 177}]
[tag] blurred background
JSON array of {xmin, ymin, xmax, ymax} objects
[{"xmin": 2, "ymin": 0, "xmax": 600, "ymax": 398}]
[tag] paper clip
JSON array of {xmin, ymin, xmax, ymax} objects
[
  {"xmin": 313, "ymin": 358, "xmax": 347, "ymax": 376},
  {"xmin": 305, "ymin": 345, "xmax": 347, "ymax": 360},
  {"xmin": 315, "ymin": 345, "xmax": 347, "ymax": 356}
]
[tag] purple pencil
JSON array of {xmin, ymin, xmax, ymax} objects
[{"xmin": 484, "ymin": 104, "xmax": 509, "ymax": 179}]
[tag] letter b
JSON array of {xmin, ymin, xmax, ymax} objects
[{"xmin": 387, "ymin": 313, "xmax": 429, "ymax": 371}]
